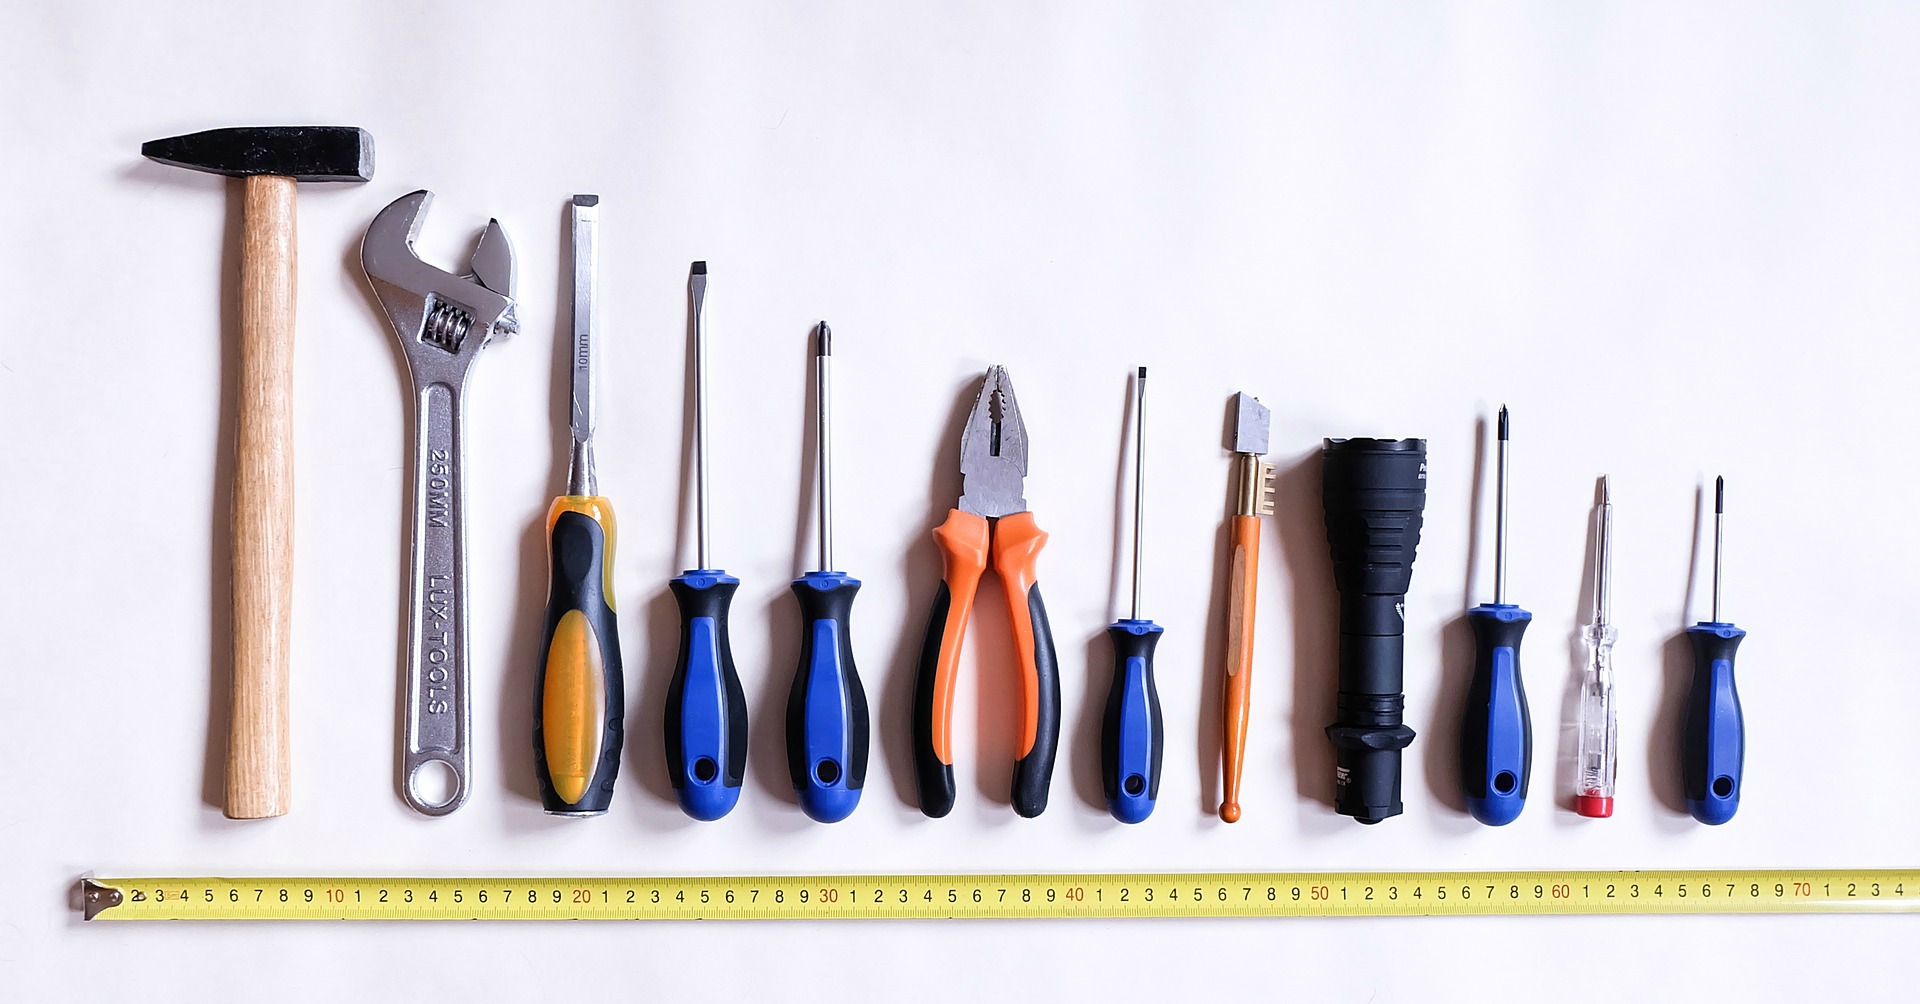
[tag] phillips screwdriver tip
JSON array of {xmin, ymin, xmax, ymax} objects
[
  {"xmin": 816, "ymin": 321, "xmax": 832, "ymax": 356},
  {"xmin": 1498, "ymin": 404, "xmax": 1510, "ymax": 439},
  {"xmin": 1716, "ymin": 475, "xmax": 1725, "ymax": 513},
  {"xmin": 690, "ymin": 260, "xmax": 707, "ymax": 275}
]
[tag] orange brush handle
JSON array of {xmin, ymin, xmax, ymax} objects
[
  {"xmin": 1220, "ymin": 514, "xmax": 1262, "ymax": 823},
  {"xmin": 910, "ymin": 509, "xmax": 990, "ymax": 818}
]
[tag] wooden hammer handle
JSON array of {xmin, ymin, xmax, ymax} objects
[{"xmin": 226, "ymin": 174, "xmax": 296, "ymax": 819}]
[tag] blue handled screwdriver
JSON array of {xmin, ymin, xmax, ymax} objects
[
  {"xmin": 1101, "ymin": 366, "xmax": 1164, "ymax": 824},
  {"xmin": 663, "ymin": 261, "xmax": 747, "ymax": 821},
  {"xmin": 1461, "ymin": 405, "xmax": 1532, "ymax": 825},
  {"xmin": 1684, "ymin": 476, "xmax": 1745, "ymax": 825},
  {"xmin": 785, "ymin": 322, "xmax": 869, "ymax": 822}
]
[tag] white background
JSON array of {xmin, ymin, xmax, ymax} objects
[{"xmin": 3, "ymin": 2, "xmax": 1916, "ymax": 999}]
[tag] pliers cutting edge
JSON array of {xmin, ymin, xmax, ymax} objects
[{"xmin": 911, "ymin": 366, "xmax": 1061, "ymax": 818}]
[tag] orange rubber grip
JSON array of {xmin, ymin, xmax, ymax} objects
[
  {"xmin": 990, "ymin": 511, "xmax": 1051, "ymax": 757},
  {"xmin": 926, "ymin": 509, "xmax": 990, "ymax": 764},
  {"xmin": 1220, "ymin": 514, "xmax": 1262, "ymax": 823}
]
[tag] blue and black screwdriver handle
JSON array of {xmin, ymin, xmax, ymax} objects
[
  {"xmin": 1461, "ymin": 406, "xmax": 1531, "ymax": 826},
  {"xmin": 783, "ymin": 323, "xmax": 870, "ymax": 823},
  {"xmin": 1684, "ymin": 476, "xmax": 1744, "ymax": 825}
]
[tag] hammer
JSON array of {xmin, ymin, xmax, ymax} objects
[{"xmin": 143, "ymin": 125, "xmax": 374, "ymax": 819}]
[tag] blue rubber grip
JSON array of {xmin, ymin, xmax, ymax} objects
[
  {"xmin": 664, "ymin": 570, "xmax": 746, "ymax": 821},
  {"xmin": 1684, "ymin": 622, "xmax": 1745, "ymax": 825},
  {"xmin": 786, "ymin": 572, "xmax": 867, "ymax": 823},
  {"xmin": 1462, "ymin": 603, "xmax": 1531, "ymax": 826},
  {"xmin": 1101, "ymin": 620, "xmax": 1164, "ymax": 824}
]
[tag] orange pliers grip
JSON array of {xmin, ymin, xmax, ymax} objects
[
  {"xmin": 910, "ymin": 509, "xmax": 991, "ymax": 817},
  {"xmin": 911, "ymin": 509, "xmax": 1062, "ymax": 818}
]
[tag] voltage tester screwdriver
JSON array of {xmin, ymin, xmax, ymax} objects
[
  {"xmin": 785, "ymin": 323, "xmax": 870, "ymax": 823},
  {"xmin": 1575, "ymin": 476, "xmax": 1618, "ymax": 818},
  {"xmin": 1684, "ymin": 476, "xmax": 1745, "ymax": 825},
  {"xmin": 665, "ymin": 262, "xmax": 748, "ymax": 821},
  {"xmin": 1101, "ymin": 368, "xmax": 1165, "ymax": 824},
  {"xmin": 532, "ymin": 195, "xmax": 625, "ymax": 815},
  {"xmin": 1461, "ymin": 405, "xmax": 1532, "ymax": 826}
]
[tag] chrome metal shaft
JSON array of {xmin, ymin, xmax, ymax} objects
[{"xmin": 816, "ymin": 322, "xmax": 834, "ymax": 572}]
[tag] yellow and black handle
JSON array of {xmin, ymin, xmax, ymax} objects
[{"xmin": 532, "ymin": 497, "xmax": 625, "ymax": 815}]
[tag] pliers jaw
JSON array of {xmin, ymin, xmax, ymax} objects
[
  {"xmin": 957, "ymin": 365, "xmax": 1029, "ymax": 519},
  {"xmin": 361, "ymin": 190, "xmax": 519, "ymax": 372}
]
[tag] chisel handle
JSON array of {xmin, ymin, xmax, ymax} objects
[
  {"xmin": 227, "ymin": 174, "xmax": 297, "ymax": 820},
  {"xmin": 533, "ymin": 498, "xmax": 624, "ymax": 815}
]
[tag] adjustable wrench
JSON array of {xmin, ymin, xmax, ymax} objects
[{"xmin": 361, "ymin": 190, "xmax": 518, "ymax": 815}]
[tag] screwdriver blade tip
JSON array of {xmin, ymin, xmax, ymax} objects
[
  {"xmin": 572, "ymin": 193, "xmax": 599, "ymax": 207},
  {"xmin": 1137, "ymin": 365, "xmax": 1147, "ymax": 379},
  {"xmin": 690, "ymin": 260, "xmax": 707, "ymax": 275}
]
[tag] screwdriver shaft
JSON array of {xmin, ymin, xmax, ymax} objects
[
  {"xmin": 691, "ymin": 263, "xmax": 711, "ymax": 569},
  {"xmin": 1712, "ymin": 475, "xmax": 1724, "ymax": 623},
  {"xmin": 1494, "ymin": 405, "xmax": 1510, "ymax": 606},
  {"xmin": 1130, "ymin": 367, "xmax": 1146, "ymax": 621},
  {"xmin": 817, "ymin": 323, "xmax": 834, "ymax": 572}
]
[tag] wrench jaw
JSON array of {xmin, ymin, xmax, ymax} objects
[{"xmin": 361, "ymin": 190, "xmax": 519, "ymax": 380}]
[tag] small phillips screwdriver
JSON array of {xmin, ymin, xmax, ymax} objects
[
  {"xmin": 532, "ymin": 195, "xmax": 625, "ymax": 815},
  {"xmin": 1684, "ymin": 476, "xmax": 1745, "ymax": 825},
  {"xmin": 1575, "ymin": 476, "xmax": 1618, "ymax": 818},
  {"xmin": 1461, "ymin": 405, "xmax": 1532, "ymax": 826},
  {"xmin": 664, "ymin": 261, "xmax": 747, "ymax": 821},
  {"xmin": 785, "ymin": 323, "xmax": 869, "ymax": 823},
  {"xmin": 1102, "ymin": 367, "xmax": 1165, "ymax": 824}
]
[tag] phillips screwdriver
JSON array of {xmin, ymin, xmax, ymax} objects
[
  {"xmin": 1461, "ymin": 405, "xmax": 1532, "ymax": 826},
  {"xmin": 1102, "ymin": 367, "xmax": 1165, "ymax": 824},
  {"xmin": 785, "ymin": 323, "xmax": 869, "ymax": 823},
  {"xmin": 664, "ymin": 261, "xmax": 747, "ymax": 821},
  {"xmin": 1575, "ymin": 476, "xmax": 1618, "ymax": 818},
  {"xmin": 532, "ymin": 195, "xmax": 625, "ymax": 815},
  {"xmin": 1684, "ymin": 476, "xmax": 1745, "ymax": 825}
]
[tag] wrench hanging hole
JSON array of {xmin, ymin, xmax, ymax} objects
[{"xmin": 409, "ymin": 759, "xmax": 460, "ymax": 809}]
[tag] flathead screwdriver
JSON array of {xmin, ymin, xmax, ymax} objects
[
  {"xmin": 1101, "ymin": 367, "xmax": 1165, "ymax": 824},
  {"xmin": 1462, "ymin": 405, "xmax": 1532, "ymax": 826},
  {"xmin": 785, "ymin": 323, "xmax": 869, "ymax": 822},
  {"xmin": 1684, "ymin": 476, "xmax": 1745, "ymax": 825},
  {"xmin": 664, "ymin": 261, "xmax": 747, "ymax": 821},
  {"xmin": 1575, "ymin": 476, "xmax": 1618, "ymax": 818},
  {"xmin": 533, "ymin": 195, "xmax": 624, "ymax": 815}
]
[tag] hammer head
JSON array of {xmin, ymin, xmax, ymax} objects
[{"xmin": 142, "ymin": 126, "xmax": 373, "ymax": 183}]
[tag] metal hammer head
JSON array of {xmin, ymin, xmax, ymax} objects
[{"xmin": 142, "ymin": 126, "xmax": 374, "ymax": 183}]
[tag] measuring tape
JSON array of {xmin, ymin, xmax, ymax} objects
[{"xmin": 82, "ymin": 869, "xmax": 1919, "ymax": 921}]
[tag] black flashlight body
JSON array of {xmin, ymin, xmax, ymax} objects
[{"xmin": 1321, "ymin": 438, "xmax": 1427, "ymax": 824}]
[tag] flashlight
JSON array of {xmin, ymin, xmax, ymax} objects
[{"xmin": 1321, "ymin": 437, "xmax": 1427, "ymax": 824}]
